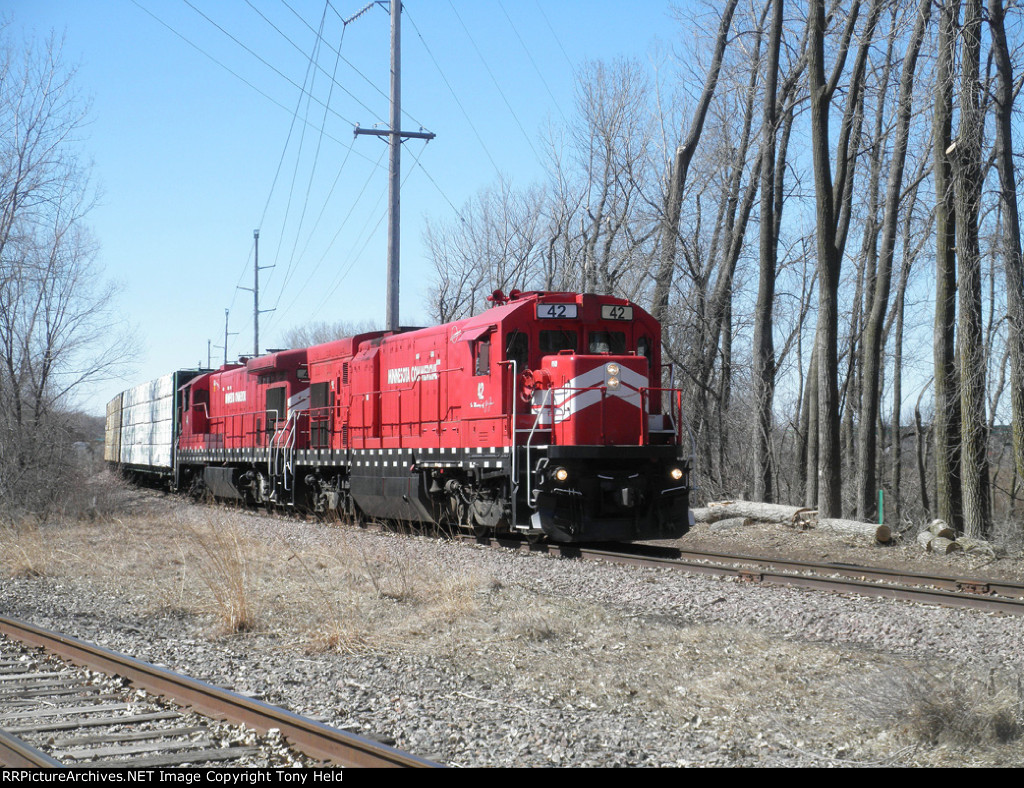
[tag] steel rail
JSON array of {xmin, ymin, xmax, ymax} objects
[
  {"xmin": 0, "ymin": 728, "xmax": 64, "ymax": 768},
  {"xmin": 576, "ymin": 545, "xmax": 1024, "ymax": 615},
  {"xmin": 0, "ymin": 616, "xmax": 441, "ymax": 768},
  {"xmin": 618, "ymin": 543, "xmax": 1024, "ymax": 600},
  {"xmin": 475, "ymin": 536, "xmax": 1024, "ymax": 616}
]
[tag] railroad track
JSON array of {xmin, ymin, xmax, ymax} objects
[
  {"xmin": 469, "ymin": 535, "xmax": 1024, "ymax": 616},
  {"xmin": 0, "ymin": 616, "xmax": 440, "ymax": 769}
]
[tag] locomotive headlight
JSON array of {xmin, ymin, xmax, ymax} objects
[
  {"xmin": 670, "ymin": 467, "xmax": 684, "ymax": 481},
  {"xmin": 606, "ymin": 363, "xmax": 621, "ymax": 377},
  {"xmin": 606, "ymin": 376, "xmax": 621, "ymax": 390},
  {"xmin": 553, "ymin": 467, "xmax": 569, "ymax": 483}
]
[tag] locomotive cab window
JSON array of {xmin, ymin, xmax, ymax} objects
[
  {"xmin": 540, "ymin": 330, "xmax": 578, "ymax": 356},
  {"xmin": 638, "ymin": 335, "xmax": 653, "ymax": 364},
  {"xmin": 266, "ymin": 386, "xmax": 286, "ymax": 429},
  {"xmin": 474, "ymin": 338, "xmax": 491, "ymax": 376},
  {"xmin": 589, "ymin": 331, "xmax": 626, "ymax": 355},
  {"xmin": 505, "ymin": 331, "xmax": 529, "ymax": 371}
]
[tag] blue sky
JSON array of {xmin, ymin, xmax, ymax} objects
[{"xmin": 10, "ymin": 0, "xmax": 698, "ymax": 414}]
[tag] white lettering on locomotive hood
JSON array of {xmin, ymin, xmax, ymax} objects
[
  {"xmin": 387, "ymin": 360, "xmax": 441, "ymax": 385},
  {"xmin": 225, "ymin": 390, "xmax": 247, "ymax": 404}
]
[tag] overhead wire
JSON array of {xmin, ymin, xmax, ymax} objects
[
  {"xmin": 268, "ymin": 2, "xmax": 346, "ymax": 310},
  {"xmin": 497, "ymin": 0, "xmax": 567, "ymax": 124},
  {"xmin": 266, "ymin": 141, "xmax": 378, "ymax": 330},
  {"xmin": 179, "ymin": 0, "xmax": 359, "ymax": 126},
  {"xmin": 445, "ymin": 0, "xmax": 540, "ymax": 160},
  {"xmin": 128, "ymin": 0, "xmax": 380, "ymax": 166},
  {"xmin": 283, "ymin": 0, "xmax": 430, "ymax": 130},
  {"xmin": 265, "ymin": 12, "xmax": 355, "ymax": 328},
  {"xmin": 307, "ymin": 138, "xmax": 431, "ymax": 319},
  {"xmin": 245, "ymin": 0, "xmax": 386, "ymax": 125},
  {"xmin": 403, "ymin": 4, "xmax": 502, "ymax": 180}
]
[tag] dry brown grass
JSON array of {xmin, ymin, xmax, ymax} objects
[
  {"xmin": 10, "ymin": 485, "xmax": 1024, "ymax": 766},
  {"xmin": 1, "ymin": 520, "xmax": 58, "ymax": 578},
  {"xmin": 180, "ymin": 514, "xmax": 263, "ymax": 634},
  {"xmin": 851, "ymin": 667, "xmax": 1024, "ymax": 749}
]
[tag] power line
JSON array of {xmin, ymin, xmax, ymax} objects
[
  {"xmin": 179, "ymin": 0, "xmax": 359, "ymax": 126},
  {"xmin": 533, "ymin": 0, "xmax": 576, "ymax": 74},
  {"xmin": 128, "ymin": 0, "xmax": 382, "ymax": 168},
  {"xmin": 308, "ymin": 139, "xmax": 430, "ymax": 319},
  {"xmin": 283, "ymin": 0, "xmax": 429, "ymax": 130},
  {"xmin": 445, "ymin": 0, "xmax": 540, "ymax": 160},
  {"xmin": 273, "ymin": 4, "xmax": 351, "ymax": 311},
  {"xmin": 497, "ymin": 0, "xmax": 567, "ymax": 124},
  {"xmin": 403, "ymin": 4, "xmax": 503, "ymax": 179},
  {"xmin": 245, "ymin": 0, "xmax": 386, "ymax": 125}
]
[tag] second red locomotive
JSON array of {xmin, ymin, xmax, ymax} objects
[{"xmin": 129, "ymin": 291, "xmax": 693, "ymax": 542}]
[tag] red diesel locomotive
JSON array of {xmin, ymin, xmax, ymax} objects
[{"xmin": 112, "ymin": 291, "xmax": 694, "ymax": 542}]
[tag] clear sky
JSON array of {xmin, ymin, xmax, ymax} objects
[{"xmin": 9, "ymin": 0, "xmax": 699, "ymax": 415}]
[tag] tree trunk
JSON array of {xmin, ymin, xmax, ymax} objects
[
  {"xmin": 855, "ymin": 0, "xmax": 931, "ymax": 520},
  {"xmin": 989, "ymin": 0, "xmax": 1024, "ymax": 507},
  {"xmin": 953, "ymin": 0, "xmax": 991, "ymax": 539},
  {"xmin": 651, "ymin": 0, "xmax": 739, "ymax": 329},
  {"xmin": 753, "ymin": 0, "xmax": 784, "ymax": 503},
  {"xmin": 933, "ymin": 0, "xmax": 963, "ymax": 532}
]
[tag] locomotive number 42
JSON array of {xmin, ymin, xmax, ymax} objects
[
  {"xmin": 601, "ymin": 305, "xmax": 634, "ymax": 321},
  {"xmin": 537, "ymin": 303, "xmax": 578, "ymax": 319}
]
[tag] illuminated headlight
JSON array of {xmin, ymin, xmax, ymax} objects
[
  {"xmin": 606, "ymin": 377, "xmax": 621, "ymax": 390},
  {"xmin": 670, "ymin": 467, "xmax": 684, "ymax": 481},
  {"xmin": 605, "ymin": 363, "xmax": 621, "ymax": 377},
  {"xmin": 553, "ymin": 467, "xmax": 569, "ymax": 483}
]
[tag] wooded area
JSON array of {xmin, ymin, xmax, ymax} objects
[{"xmin": 423, "ymin": 0, "xmax": 1024, "ymax": 539}]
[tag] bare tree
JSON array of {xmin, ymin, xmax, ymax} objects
[
  {"xmin": 989, "ymin": 0, "xmax": 1024, "ymax": 511},
  {"xmin": 932, "ymin": 0, "xmax": 962, "ymax": 531},
  {"xmin": 807, "ymin": 0, "xmax": 882, "ymax": 517},
  {"xmin": 0, "ymin": 28, "xmax": 129, "ymax": 520},
  {"xmin": 855, "ymin": 0, "xmax": 931, "ymax": 520},
  {"xmin": 651, "ymin": 0, "xmax": 739, "ymax": 330},
  {"xmin": 952, "ymin": 0, "xmax": 991, "ymax": 538}
]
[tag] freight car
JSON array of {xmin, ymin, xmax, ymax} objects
[{"xmin": 107, "ymin": 291, "xmax": 694, "ymax": 542}]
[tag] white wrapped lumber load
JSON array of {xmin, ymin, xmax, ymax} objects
[{"xmin": 118, "ymin": 373, "xmax": 176, "ymax": 470}]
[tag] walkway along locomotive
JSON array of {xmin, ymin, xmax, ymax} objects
[{"xmin": 105, "ymin": 291, "xmax": 694, "ymax": 542}]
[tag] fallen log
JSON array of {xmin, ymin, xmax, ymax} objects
[
  {"xmin": 955, "ymin": 537, "xmax": 1003, "ymax": 556},
  {"xmin": 917, "ymin": 531, "xmax": 962, "ymax": 554},
  {"xmin": 708, "ymin": 517, "xmax": 754, "ymax": 532},
  {"xmin": 818, "ymin": 518, "xmax": 892, "ymax": 544},
  {"xmin": 692, "ymin": 501, "xmax": 813, "ymax": 525},
  {"xmin": 927, "ymin": 520, "xmax": 956, "ymax": 539},
  {"xmin": 693, "ymin": 500, "xmax": 891, "ymax": 543},
  {"xmin": 931, "ymin": 536, "xmax": 962, "ymax": 555}
]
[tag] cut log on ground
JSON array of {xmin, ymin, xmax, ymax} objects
[
  {"xmin": 708, "ymin": 517, "xmax": 754, "ymax": 532},
  {"xmin": 693, "ymin": 501, "xmax": 815, "ymax": 525},
  {"xmin": 927, "ymin": 520, "xmax": 955, "ymax": 539},
  {"xmin": 817, "ymin": 518, "xmax": 892, "ymax": 544},
  {"xmin": 692, "ymin": 501, "xmax": 891, "ymax": 543}
]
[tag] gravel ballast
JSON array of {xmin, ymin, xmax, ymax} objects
[{"xmin": 2, "ymin": 487, "xmax": 1023, "ymax": 767}]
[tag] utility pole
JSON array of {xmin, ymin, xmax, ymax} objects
[
  {"xmin": 353, "ymin": 0, "xmax": 435, "ymax": 332},
  {"xmin": 216, "ymin": 309, "xmax": 239, "ymax": 367},
  {"xmin": 238, "ymin": 229, "xmax": 273, "ymax": 356},
  {"xmin": 207, "ymin": 339, "xmax": 212, "ymax": 369}
]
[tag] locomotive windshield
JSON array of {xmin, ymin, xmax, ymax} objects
[
  {"xmin": 539, "ymin": 329, "xmax": 578, "ymax": 355},
  {"xmin": 588, "ymin": 331, "xmax": 626, "ymax": 354}
]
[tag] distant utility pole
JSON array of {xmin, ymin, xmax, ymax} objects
[
  {"xmin": 238, "ymin": 229, "xmax": 274, "ymax": 356},
  {"xmin": 207, "ymin": 339, "xmax": 212, "ymax": 369},
  {"xmin": 352, "ymin": 0, "xmax": 435, "ymax": 332},
  {"xmin": 216, "ymin": 309, "xmax": 239, "ymax": 367}
]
